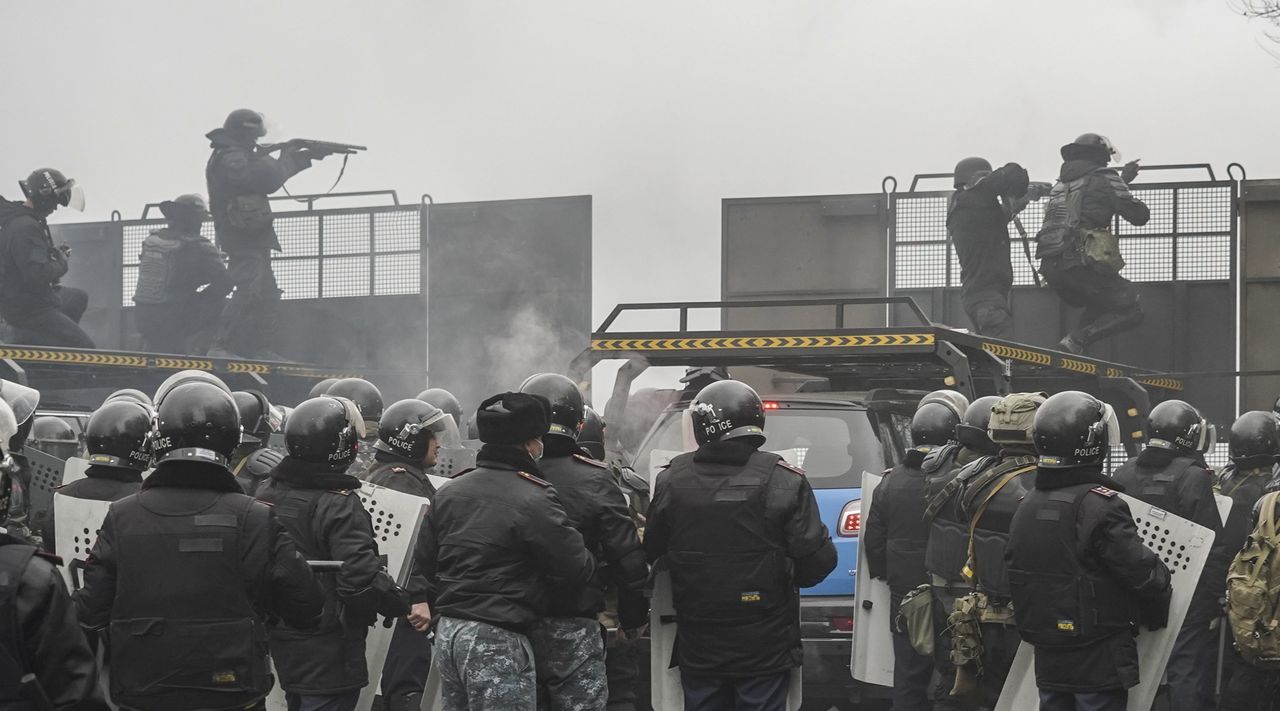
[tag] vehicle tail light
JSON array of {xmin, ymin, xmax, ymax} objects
[
  {"xmin": 838, "ymin": 499, "xmax": 861, "ymax": 537},
  {"xmin": 763, "ymin": 401, "xmax": 781, "ymax": 410},
  {"xmin": 829, "ymin": 616, "xmax": 854, "ymax": 632}
]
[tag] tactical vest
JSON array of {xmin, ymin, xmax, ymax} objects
[
  {"xmin": 132, "ymin": 230, "xmax": 184, "ymax": 305},
  {"xmin": 1035, "ymin": 170, "xmax": 1097, "ymax": 259},
  {"xmin": 1112, "ymin": 455, "xmax": 1196, "ymax": 516},
  {"xmin": 662, "ymin": 451, "xmax": 790, "ymax": 626},
  {"xmin": 0, "ymin": 543, "xmax": 36, "ymax": 710},
  {"xmin": 923, "ymin": 447, "xmax": 977, "ymax": 583},
  {"xmin": 1007, "ymin": 485, "xmax": 1134, "ymax": 648},
  {"xmin": 108, "ymin": 491, "xmax": 271, "ymax": 709},
  {"xmin": 959, "ymin": 455, "xmax": 1037, "ymax": 598}
]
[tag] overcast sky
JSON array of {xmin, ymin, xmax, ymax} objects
[{"xmin": 7, "ymin": 0, "xmax": 1278, "ymax": 394}]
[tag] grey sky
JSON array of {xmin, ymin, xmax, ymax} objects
[{"xmin": 6, "ymin": 0, "xmax": 1277, "ymax": 394}]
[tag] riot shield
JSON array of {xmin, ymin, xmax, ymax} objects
[
  {"xmin": 852, "ymin": 471, "xmax": 894, "ymax": 687},
  {"xmin": 24, "ymin": 447, "xmax": 67, "ymax": 529},
  {"xmin": 433, "ymin": 446, "xmax": 476, "ymax": 479},
  {"xmin": 60, "ymin": 456, "xmax": 91, "ymax": 487},
  {"xmin": 995, "ymin": 495, "xmax": 1214, "ymax": 711},
  {"xmin": 52, "ymin": 493, "xmax": 111, "ymax": 591}
]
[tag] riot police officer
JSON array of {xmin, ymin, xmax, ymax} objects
[
  {"xmin": 864, "ymin": 399, "xmax": 967, "ymax": 711},
  {"xmin": 310, "ymin": 377, "xmax": 338, "ymax": 399},
  {"xmin": 645, "ymin": 380, "xmax": 837, "ymax": 710},
  {"xmin": 1219, "ymin": 412, "xmax": 1279, "ymax": 555},
  {"xmin": 0, "ymin": 168, "xmax": 94, "ymax": 349},
  {"xmin": 27, "ymin": 415, "xmax": 79, "ymax": 461},
  {"xmin": 417, "ymin": 388, "xmax": 464, "ymax": 427},
  {"xmin": 520, "ymin": 373, "xmax": 649, "ymax": 710},
  {"xmin": 206, "ymin": 109, "xmax": 330, "ymax": 360},
  {"xmin": 415, "ymin": 391, "xmax": 596, "ymax": 711},
  {"xmin": 1007, "ymin": 391, "xmax": 1171, "ymax": 711},
  {"xmin": 1, "ymin": 380, "xmax": 42, "ymax": 546},
  {"xmin": 948, "ymin": 157, "xmax": 1032, "ymax": 339},
  {"xmin": 255, "ymin": 395, "xmax": 410, "ymax": 711},
  {"xmin": 42, "ymin": 399, "xmax": 150, "ymax": 553},
  {"xmin": 1035, "ymin": 134, "xmax": 1150, "ymax": 354},
  {"xmin": 1112, "ymin": 400, "xmax": 1225, "ymax": 711},
  {"xmin": 229, "ymin": 390, "xmax": 283, "ymax": 496},
  {"xmin": 75, "ymin": 380, "xmax": 325, "ymax": 710},
  {"xmin": 132, "ymin": 193, "xmax": 231, "ymax": 355},
  {"xmin": 580, "ymin": 405, "xmax": 650, "ymax": 520},
  {"xmin": 327, "ymin": 377, "xmax": 383, "ymax": 474}
]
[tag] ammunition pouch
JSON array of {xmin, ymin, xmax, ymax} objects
[
  {"xmin": 1082, "ymin": 228, "xmax": 1125, "ymax": 273},
  {"xmin": 225, "ymin": 194, "xmax": 272, "ymax": 233},
  {"xmin": 948, "ymin": 592, "xmax": 985, "ymax": 669},
  {"xmin": 896, "ymin": 584, "xmax": 934, "ymax": 656}
]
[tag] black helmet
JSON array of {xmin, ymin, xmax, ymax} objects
[
  {"xmin": 223, "ymin": 109, "xmax": 266, "ymax": 139},
  {"xmin": 920, "ymin": 389, "xmax": 969, "ymax": 418},
  {"xmin": 579, "ymin": 406, "xmax": 606, "ymax": 460},
  {"xmin": 19, "ymin": 168, "xmax": 79, "ymax": 214},
  {"xmin": 689, "ymin": 380, "xmax": 765, "ymax": 447},
  {"xmin": 1033, "ymin": 391, "xmax": 1118, "ymax": 469},
  {"xmin": 285, "ymin": 396, "xmax": 365, "ymax": 470},
  {"xmin": 0, "ymin": 380, "xmax": 40, "ymax": 455},
  {"xmin": 325, "ymin": 378, "xmax": 383, "ymax": 431},
  {"xmin": 417, "ymin": 388, "xmax": 463, "ymax": 425},
  {"xmin": 85, "ymin": 401, "xmax": 152, "ymax": 471},
  {"xmin": 154, "ymin": 370, "xmax": 231, "ymax": 407},
  {"xmin": 680, "ymin": 366, "xmax": 730, "ymax": 395},
  {"xmin": 953, "ymin": 157, "xmax": 993, "ymax": 189},
  {"xmin": 30, "ymin": 416, "xmax": 75, "ymax": 444},
  {"xmin": 1060, "ymin": 133, "xmax": 1119, "ymax": 164},
  {"xmin": 1229, "ymin": 411, "xmax": 1280, "ymax": 470},
  {"xmin": 911, "ymin": 402, "xmax": 960, "ymax": 448},
  {"xmin": 519, "ymin": 373, "xmax": 585, "ymax": 441},
  {"xmin": 309, "ymin": 378, "xmax": 339, "ymax": 399},
  {"xmin": 152, "ymin": 381, "xmax": 241, "ymax": 467},
  {"xmin": 1147, "ymin": 400, "xmax": 1215, "ymax": 455},
  {"xmin": 104, "ymin": 388, "xmax": 154, "ymax": 410},
  {"xmin": 232, "ymin": 390, "xmax": 279, "ymax": 443},
  {"xmin": 956, "ymin": 396, "xmax": 1001, "ymax": 454},
  {"xmin": 376, "ymin": 399, "xmax": 455, "ymax": 460}
]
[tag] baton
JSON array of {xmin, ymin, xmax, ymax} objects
[{"xmin": 1215, "ymin": 615, "xmax": 1227, "ymax": 702}]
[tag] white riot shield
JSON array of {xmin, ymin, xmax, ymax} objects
[
  {"xmin": 52, "ymin": 493, "xmax": 111, "ymax": 591},
  {"xmin": 650, "ymin": 559, "xmax": 803, "ymax": 710},
  {"xmin": 433, "ymin": 446, "xmax": 476, "ymax": 479},
  {"xmin": 996, "ymin": 495, "xmax": 1215, "ymax": 711},
  {"xmin": 25, "ymin": 448, "xmax": 68, "ymax": 525},
  {"xmin": 266, "ymin": 484, "xmax": 429, "ymax": 711},
  {"xmin": 60, "ymin": 456, "xmax": 91, "ymax": 487},
  {"xmin": 852, "ymin": 472, "xmax": 895, "ymax": 687}
]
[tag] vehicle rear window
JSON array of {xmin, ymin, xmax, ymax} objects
[{"xmin": 634, "ymin": 406, "xmax": 887, "ymax": 489}]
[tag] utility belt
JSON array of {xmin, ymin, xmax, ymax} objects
[{"xmin": 931, "ymin": 574, "xmax": 974, "ymax": 595}]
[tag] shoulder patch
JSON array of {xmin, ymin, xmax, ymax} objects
[
  {"xmin": 517, "ymin": 470, "xmax": 552, "ymax": 487},
  {"xmin": 327, "ymin": 489, "xmax": 352, "ymax": 496},
  {"xmin": 777, "ymin": 460, "xmax": 806, "ymax": 476},
  {"xmin": 391, "ymin": 466, "xmax": 407, "ymax": 474},
  {"xmin": 1089, "ymin": 486, "xmax": 1119, "ymax": 498},
  {"xmin": 572, "ymin": 454, "xmax": 610, "ymax": 470}
]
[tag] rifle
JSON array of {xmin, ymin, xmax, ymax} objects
[{"xmin": 258, "ymin": 139, "xmax": 367, "ymax": 156}]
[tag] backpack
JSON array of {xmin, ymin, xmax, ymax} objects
[{"xmin": 1226, "ymin": 491, "xmax": 1280, "ymax": 667}]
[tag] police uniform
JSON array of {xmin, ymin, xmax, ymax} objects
[
  {"xmin": 862, "ymin": 447, "xmax": 936, "ymax": 711},
  {"xmin": 947, "ymin": 161, "xmax": 1030, "ymax": 339},
  {"xmin": 232, "ymin": 445, "xmax": 284, "ymax": 497},
  {"xmin": 644, "ymin": 439, "xmax": 837, "ymax": 710},
  {"xmin": 0, "ymin": 530, "xmax": 107, "ymax": 709},
  {"xmin": 362, "ymin": 451, "xmax": 435, "ymax": 498},
  {"xmin": 0, "ymin": 199, "xmax": 93, "ymax": 349},
  {"xmin": 132, "ymin": 225, "xmax": 231, "ymax": 354}
]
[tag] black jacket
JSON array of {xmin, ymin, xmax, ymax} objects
[
  {"xmin": 132, "ymin": 227, "xmax": 231, "ymax": 305},
  {"xmin": 0, "ymin": 199, "xmax": 68, "ymax": 316},
  {"xmin": 1112, "ymin": 447, "xmax": 1227, "ymax": 623},
  {"xmin": 1007, "ymin": 466, "xmax": 1171, "ymax": 693},
  {"xmin": 644, "ymin": 440, "xmax": 837, "ymax": 677},
  {"xmin": 947, "ymin": 163, "xmax": 1030, "ymax": 297},
  {"xmin": 1056, "ymin": 160, "xmax": 1150, "ymax": 231},
  {"xmin": 205, "ymin": 129, "xmax": 309, "ymax": 255},
  {"xmin": 41, "ymin": 465, "xmax": 142, "ymax": 555},
  {"xmin": 254, "ymin": 458, "xmax": 407, "ymax": 695},
  {"xmin": 414, "ymin": 444, "xmax": 595, "ymax": 632},
  {"xmin": 362, "ymin": 451, "xmax": 435, "ymax": 499},
  {"xmin": 1218, "ymin": 464, "xmax": 1273, "ymax": 566},
  {"xmin": 863, "ymin": 449, "xmax": 931, "ymax": 605},
  {"xmin": 537, "ymin": 437, "xmax": 648, "ymax": 629},
  {"xmin": 0, "ymin": 531, "xmax": 108, "ymax": 710}
]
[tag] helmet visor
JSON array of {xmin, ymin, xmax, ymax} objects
[
  {"xmin": 334, "ymin": 396, "xmax": 367, "ymax": 440},
  {"xmin": 0, "ymin": 380, "xmax": 40, "ymax": 426},
  {"xmin": 426, "ymin": 413, "xmax": 463, "ymax": 451},
  {"xmin": 63, "ymin": 183, "xmax": 85, "ymax": 212}
]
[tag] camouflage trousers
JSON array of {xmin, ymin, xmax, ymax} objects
[
  {"xmin": 434, "ymin": 616, "xmax": 536, "ymax": 711},
  {"xmin": 530, "ymin": 617, "xmax": 608, "ymax": 711}
]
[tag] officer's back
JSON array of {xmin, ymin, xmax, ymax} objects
[
  {"xmin": 75, "ymin": 380, "xmax": 324, "ymax": 711},
  {"xmin": 645, "ymin": 380, "xmax": 836, "ymax": 709},
  {"xmin": 1218, "ymin": 411, "xmax": 1280, "ymax": 560}
]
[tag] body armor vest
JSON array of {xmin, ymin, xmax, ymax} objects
[
  {"xmin": 132, "ymin": 230, "xmax": 185, "ymax": 305},
  {"xmin": 662, "ymin": 451, "xmax": 789, "ymax": 626},
  {"xmin": 108, "ymin": 491, "xmax": 270, "ymax": 709},
  {"xmin": 959, "ymin": 455, "xmax": 1037, "ymax": 598},
  {"xmin": 0, "ymin": 544, "xmax": 36, "ymax": 710},
  {"xmin": 924, "ymin": 448, "xmax": 980, "ymax": 583},
  {"xmin": 1035, "ymin": 171, "xmax": 1096, "ymax": 259},
  {"xmin": 1112, "ymin": 456, "xmax": 1196, "ymax": 516},
  {"xmin": 1007, "ymin": 485, "xmax": 1134, "ymax": 648}
]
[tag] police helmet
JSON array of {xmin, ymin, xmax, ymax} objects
[
  {"xmin": 689, "ymin": 380, "xmax": 765, "ymax": 447},
  {"xmin": 987, "ymin": 392, "xmax": 1047, "ymax": 446},
  {"xmin": 1147, "ymin": 400, "xmax": 1215, "ymax": 455},
  {"xmin": 154, "ymin": 370, "xmax": 231, "ymax": 407},
  {"xmin": 920, "ymin": 389, "xmax": 970, "ymax": 419},
  {"xmin": 956, "ymin": 396, "xmax": 1001, "ymax": 454},
  {"xmin": 953, "ymin": 157, "xmax": 993, "ymax": 189},
  {"xmin": 416, "ymin": 388, "xmax": 463, "ymax": 425},
  {"xmin": 285, "ymin": 396, "xmax": 365, "ymax": 470},
  {"xmin": 104, "ymin": 388, "xmax": 154, "ymax": 410},
  {"xmin": 911, "ymin": 402, "xmax": 960, "ymax": 448},
  {"xmin": 152, "ymin": 381, "xmax": 241, "ymax": 467},
  {"xmin": 376, "ymin": 399, "xmax": 455, "ymax": 461},
  {"xmin": 30, "ymin": 416, "xmax": 75, "ymax": 444},
  {"xmin": 85, "ymin": 401, "xmax": 152, "ymax": 471},
  {"xmin": 1229, "ymin": 411, "xmax": 1280, "ymax": 470},
  {"xmin": 232, "ymin": 390, "xmax": 279, "ymax": 444},
  {"xmin": 223, "ymin": 109, "xmax": 266, "ymax": 139},
  {"xmin": 1033, "ymin": 391, "xmax": 1119, "ymax": 469},
  {"xmin": 579, "ymin": 406, "xmax": 606, "ymax": 460},
  {"xmin": 325, "ymin": 378, "xmax": 383, "ymax": 431},
  {"xmin": 0, "ymin": 399, "xmax": 19, "ymax": 515},
  {"xmin": 19, "ymin": 168, "xmax": 81, "ymax": 213},
  {"xmin": 309, "ymin": 378, "xmax": 339, "ymax": 399},
  {"xmin": 0, "ymin": 380, "xmax": 40, "ymax": 455},
  {"xmin": 1060, "ymin": 133, "xmax": 1120, "ymax": 164},
  {"xmin": 519, "ymin": 373, "xmax": 586, "ymax": 441}
]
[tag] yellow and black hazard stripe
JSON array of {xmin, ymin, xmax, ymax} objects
[
  {"xmin": 0, "ymin": 348, "xmax": 148, "ymax": 368},
  {"xmin": 1137, "ymin": 377, "xmax": 1184, "ymax": 392},
  {"xmin": 982, "ymin": 342, "xmax": 1052, "ymax": 366},
  {"xmin": 1059, "ymin": 358, "xmax": 1098, "ymax": 375},
  {"xmin": 592, "ymin": 333, "xmax": 935, "ymax": 352},
  {"xmin": 153, "ymin": 358, "xmax": 213, "ymax": 371},
  {"xmin": 226, "ymin": 362, "xmax": 271, "ymax": 374}
]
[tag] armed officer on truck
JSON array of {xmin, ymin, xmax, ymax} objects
[
  {"xmin": 1007, "ymin": 391, "xmax": 1172, "ymax": 711},
  {"xmin": 1036, "ymin": 134, "xmax": 1149, "ymax": 355},
  {"xmin": 645, "ymin": 380, "xmax": 837, "ymax": 711},
  {"xmin": 206, "ymin": 109, "xmax": 333, "ymax": 360}
]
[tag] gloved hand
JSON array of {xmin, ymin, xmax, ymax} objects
[
  {"xmin": 1121, "ymin": 160, "xmax": 1141, "ymax": 184},
  {"xmin": 1140, "ymin": 589, "xmax": 1171, "ymax": 631}
]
